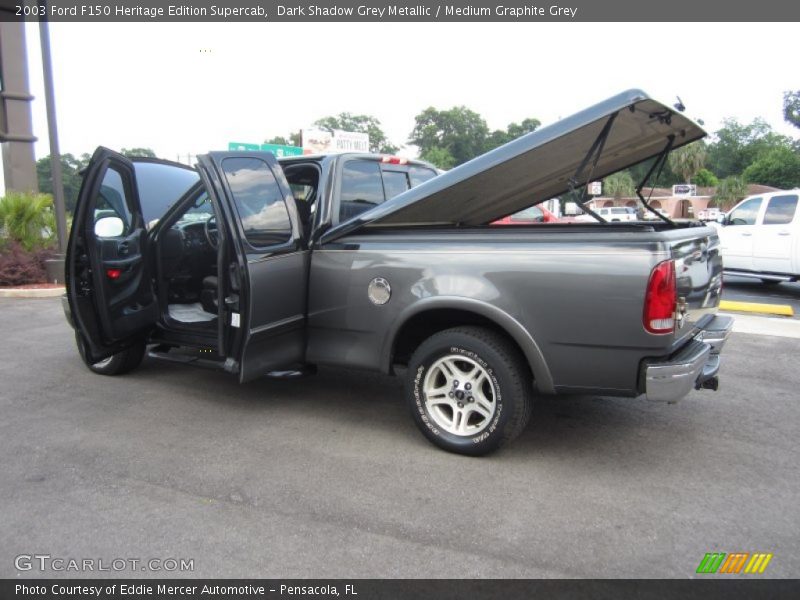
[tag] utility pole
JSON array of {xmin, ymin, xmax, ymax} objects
[
  {"xmin": 0, "ymin": 15, "xmax": 38, "ymax": 194},
  {"xmin": 40, "ymin": 12, "xmax": 68, "ymax": 255}
]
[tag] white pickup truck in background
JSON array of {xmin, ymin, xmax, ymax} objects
[{"xmin": 714, "ymin": 190, "xmax": 800, "ymax": 284}]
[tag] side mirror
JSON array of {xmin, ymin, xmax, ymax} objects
[
  {"xmin": 715, "ymin": 214, "xmax": 727, "ymax": 225},
  {"xmin": 94, "ymin": 216, "xmax": 124, "ymax": 237}
]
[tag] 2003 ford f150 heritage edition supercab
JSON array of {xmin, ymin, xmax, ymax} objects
[{"xmin": 64, "ymin": 89, "xmax": 733, "ymax": 455}]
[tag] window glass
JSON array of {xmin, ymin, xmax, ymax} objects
[
  {"xmin": 382, "ymin": 170, "xmax": 409, "ymax": 200},
  {"xmin": 289, "ymin": 183, "xmax": 314, "ymax": 202},
  {"xmin": 176, "ymin": 191, "xmax": 214, "ymax": 227},
  {"xmin": 133, "ymin": 162, "xmax": 199, "ymax": 225},
  {"xmin": 728, "ymin": 197, "xmax": 762, "ymax": 226},
  {"xmin": 763, "ymin": 195, "xmax": 798, "ymax": 225},
  {"xmin": 222, "ymin": 157, "xmax": 291, "ymax": 247},
  {"xmin": 339, "ymin": 160, "xmax": 385, "ymax": 222},
  {"xmin": 511, "ymin": 207, "xmax": 544, "ymax": 221},
  {"xmin": 94, "ymin": 167, "xmax": 132, "ymax": 237},
  {"xmin": 409, "ymin": 165, "xmax": 438, "ymax": 187}
]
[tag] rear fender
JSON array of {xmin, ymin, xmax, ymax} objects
[{"xmin": 382, "ymin": 296, "xmax": 555, "ymax": 394}]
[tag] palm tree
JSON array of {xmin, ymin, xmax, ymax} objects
[
  {"xmin": 603, "ymin": 171, "xmax": 635, "ymax": 199},
  {"xmin": 668, "ymin": 141, "xmax": 707, "ymax": 184},
  {"xmin": 713, "ymin": 176, "xmax": 747, "ymax": 210}
]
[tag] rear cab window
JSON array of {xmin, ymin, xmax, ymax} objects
[{"xmin": 338, "ymin": 158, "xmax": 438, "ymax": 224}]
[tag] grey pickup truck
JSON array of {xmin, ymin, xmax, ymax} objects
[{"xmin": 64, "ymin": 89, "xmax": 732, "ymax": 455}]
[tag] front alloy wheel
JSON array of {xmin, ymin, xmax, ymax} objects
[{"xmin": 75, "ymin": 332, "xmax": 146, "ymax": 376}]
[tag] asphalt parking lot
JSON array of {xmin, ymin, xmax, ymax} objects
[
  {"xmin": 723, "ymin": 277, "xmax": 800, "ymax": 318},
  {"xmin": 1, "ymin": 297, "xmax": 798, "ymax": 579}
]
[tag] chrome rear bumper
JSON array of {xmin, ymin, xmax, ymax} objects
[{"xmin": 643, "ymin": 314, "xmax": 733, "ymax": 402}]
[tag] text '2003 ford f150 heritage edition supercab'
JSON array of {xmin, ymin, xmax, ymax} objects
[{"xmin": 64, "ymin": 89, "xmax": 733, "ymax": 455}]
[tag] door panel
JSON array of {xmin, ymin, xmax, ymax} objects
[
  {"xmin": 241, "ymin": 251, "xmax": 309, "ymax": 380},
  {"xmin": 66, "ymin": 148, "xmax": 157, "ymax": 361},
  {"xmin": 719, "ymin": 197, "xmax": 763, "ymax": 271},
  {"xmin": 198, "ymin": 152, "xmax": 309, "ymax": 382},
  {"xmin": 753, "ymin": 194, "xmax": 798, "ymax": 274}
]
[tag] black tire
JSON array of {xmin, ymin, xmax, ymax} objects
[
  {"xmin": 75, "ymin": 332, "xmax": 146, "ymax": 376},
  {"xmin": 406, "ymin": 326, "xmax": 533, "ymax": 456}
]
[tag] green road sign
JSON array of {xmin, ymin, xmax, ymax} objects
[
  {"xmin": 227, "ymin": 142, "xmax": 304, "ymax": 157},
  {"xmin": 260, "ymin": 143, "xmax": 304, "ymax": 157},
  {"xmin": 228, "ymin": 142, "xmax": 260, "ymax": 151}
]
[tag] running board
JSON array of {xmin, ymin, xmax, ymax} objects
[
  {"xmin": 148, "ymin": 350, "xmax": 239, "ymax": 373},
  {"xmin": 724, "ymin": 270, "xmax": 792, "ymax": 282}
]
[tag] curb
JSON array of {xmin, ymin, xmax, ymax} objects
[
  {"xmin": 718, "ymin": 300, "xmax": 794, "ymax": 317},
  {"xmin": 723, "ymin": 313, "xmax": 800, "ymax": 339},
  {"xmin": 0, "ymin": 287, "xmax": 65, "ymax": 298}
]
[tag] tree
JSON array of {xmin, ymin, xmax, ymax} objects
[
  {"xmin": 693, "ymin": 168, "xmax": 719, "ymax": 187},
  {"xmin": 485, "ymin": 118, "xmax": 541, "ymax": 152},
  {"xmin": 120, "ymin": 147, "xmax": 156, "ymax": 158},
  {"xmin": 628, "ymin": 156, "xmax": 680, "ymax": 188},
  {"xmin": 784, "ymin": 90, "xmax": 800, "ymax": 130},
  {"xmin": 409, "ymin": 106, "xmax": 489, "ymax": 166},
  {"xmin": 668, "ymin": 141, "xmax": 707, "ymax": 183},
  {"xmin": 36, "ymin": 153, "xmax": 88, "ymax": 213},
  {"xmin": 713, "ymin": 175, "xmax": 748, "ymax": 210},
  {"xmin": 743, "ymin": 146, "xmax": 800, "ymax": 189},
  {"xmin": 706, "ymin": 118, "xmax": 793, "ymax": 179},
  {"xmin": 603, "ymin": 171, "xmax": 635, "ymax": 199},
  {"xmin": 0, "ymin": 192, "xmax": 57, "ymax": 251},
  {"xmin": 313, "ymin": 113, "xmax": 397, "ymax": 154},
  {"xmin": 419, "ymin": 147, "xmax": 455, "ymax": 170},
  {"xmin": 265, "ymin": 132, "xmax": 302, "ymax": 147}
]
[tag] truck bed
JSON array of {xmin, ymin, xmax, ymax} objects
[{"xmin": 307, "ymin": 223, "xmax": 722, "ymax": 396}]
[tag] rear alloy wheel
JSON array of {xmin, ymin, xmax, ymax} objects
[
  {"xmin": 75, "ymin": 332, "xmax": 146, "ymax": 376},
  {"xmin": 406, "ymin": 326, "xmax": 533, "ymax": 456}
]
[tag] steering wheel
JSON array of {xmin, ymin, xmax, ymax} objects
[{"xmin": 204, "ymin": 215, "xmax": 219, "ymax": 249}]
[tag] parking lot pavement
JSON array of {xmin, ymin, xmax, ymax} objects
[
  {"xmin": 1, "ymin": 297, "xmax": 799, "ymax": 579},
  {"xmin": 723, "ymin": 277, "xmax": 800, "ymax": 318}
]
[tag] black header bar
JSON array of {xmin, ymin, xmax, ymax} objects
[
  {"xmin": 3, "ymin": 579, "xmax": 800, "ymax": 600},
  {"xmin": 1, "ymin": 0, "xmax": 799, "ymax": 22}
]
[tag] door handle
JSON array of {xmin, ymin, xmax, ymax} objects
[
  {"xmin": 741, "ymin": 232, "xmax": 752, "ymax": 237},
  {"xmin": 778, "ymin": 231, "xmax": 791, "ymax": 236}
]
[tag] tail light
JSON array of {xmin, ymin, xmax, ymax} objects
[{"xmin": 643, "ymin": 259, "xmax": 676, "ymax": 334}]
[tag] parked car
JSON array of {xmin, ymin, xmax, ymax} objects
[
  {"xmin": 595, "ymin": 206, "xmax": 639, "ymax": 222},
  {"xmin": 697, "ymin": 207, "xmax": 721, "ymax": 221},
  {"xmin": 64, "ymin": 89, "xmax": 731, "ymax": 456},
  {"xmin": 643, "ymin": 208, "xmax": 671, "ymax": 220},
  {"xmin": 492, "ymin": 205, "xmax": 558, "ymax": 225},
  {"xmin": 715, "ymin": 190, "xmax": 800, "ymax": 284}
]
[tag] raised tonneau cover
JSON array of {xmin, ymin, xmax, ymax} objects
[{"xmin": 323, "ymin": 89, "xmax": 706, "ymax": 241}]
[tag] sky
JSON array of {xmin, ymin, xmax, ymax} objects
[{"xmin": 21, "ymin": 22, "xmax": 800, "ymax": 164}]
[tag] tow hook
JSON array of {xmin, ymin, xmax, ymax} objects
[{"xmin": 696, "ymin": 376, "xmax": 719, "ymax": 391}]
